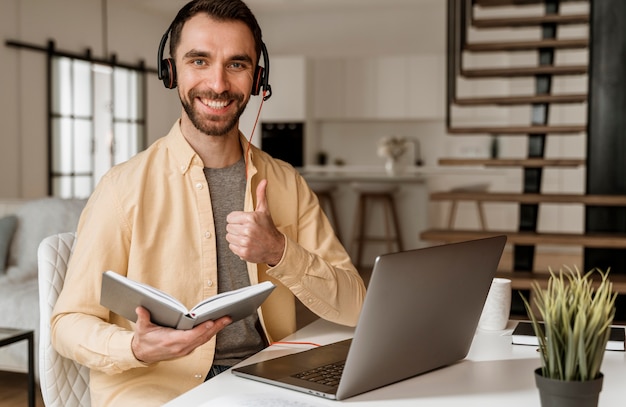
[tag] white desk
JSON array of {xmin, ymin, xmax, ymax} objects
[{"xmin": 164, "ymin": 319, "xmax": 626, "ymax": 406}]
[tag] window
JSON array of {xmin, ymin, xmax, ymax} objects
[{"xmin": 50, "ymin": 56, "xmax": 145, "ymax": 198}]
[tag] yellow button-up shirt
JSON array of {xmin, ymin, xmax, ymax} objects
[{"xmin": 51, "ymin": 121, "xmax": 365, "ymax": 407}]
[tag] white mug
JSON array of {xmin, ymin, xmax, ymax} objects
[{"xmin": 478, "ymin": 278, "xmax": 512, "ymax": 331}]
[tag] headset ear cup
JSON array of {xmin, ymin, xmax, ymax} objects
[
  {"xmin": 252, "ymin": 65, "xmax": 264, "ymax": 95},
  {"xmin": 161, "ymin": 58, "xmax": 177, "ymax": 89}
]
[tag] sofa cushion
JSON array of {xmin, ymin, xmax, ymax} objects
[
  {"xmin": 7, "ymin": 197, "xmax": 86, "ymax": 280},
  {"xmin": 0, "ymin": 215, "xmax": 18, "ymax": 274}
]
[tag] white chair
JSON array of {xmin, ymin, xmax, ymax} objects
[{"xmin": 38, "ymin": 232, "xmax": 91, "ymax": 407}]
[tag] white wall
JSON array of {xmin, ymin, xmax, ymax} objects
[
  {"xmin": 0, "ymin": 0, "xmax": 180, "ymax": 198},
  {"xmin": 1, "ymin": 0, "xmax": 20, "ymax": 197},
  {"xmin": 256, "ymin": 1, "xmax": 445, "ymax": 57}
]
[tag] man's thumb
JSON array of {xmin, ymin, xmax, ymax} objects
[{"xmin": 255, "ymin": 179, "xmax": 269, "ymax": 213}]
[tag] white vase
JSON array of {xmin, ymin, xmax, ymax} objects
[{"xmin": 385, "ymin": 158, "xmax": 398, "ymax": 176}]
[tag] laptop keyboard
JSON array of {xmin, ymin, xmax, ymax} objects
[{"xmin": 292, "ymin": 361, "xmax": 345, "ymax": 387}]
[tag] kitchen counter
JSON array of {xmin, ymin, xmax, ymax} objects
[
  {"xmin": 299, "ymin": 165, "xmax": 499, "ymax": 183},
  {"xmin": 302, "ymin": 172, "xmax": 426, "ymax": 183},
  {"xmin": 300, "ymin": 166, "xmax": 425, "ymax": 184}
]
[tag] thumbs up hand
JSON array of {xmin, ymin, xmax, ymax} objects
[{"xmin": 226, "ymin": 179, "xmax": 285, "ymax": 266}]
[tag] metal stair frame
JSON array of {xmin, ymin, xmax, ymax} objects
[
  {"xmin": 444, "ymin": 0, "xmax": 592, "ymax": 314},
  {"xmin": 515, "ymin": 0, "xmax": 561, "ymax": 272}
]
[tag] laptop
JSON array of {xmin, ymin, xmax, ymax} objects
[{"xmin": 231, "ymin": 235, "xmax": 507, "ymax": 400}]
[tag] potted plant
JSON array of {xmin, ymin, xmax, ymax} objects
[{"xmin": 521, "ymin": 266, "xmax": 617, "ymax": 407}]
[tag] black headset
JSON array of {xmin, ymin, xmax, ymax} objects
[{"xmin": 157, "ymin": 24, "xmax": 272, "ymax": 101}]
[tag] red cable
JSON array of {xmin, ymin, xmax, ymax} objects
[
  {"xmin": 244, "ymin": 89, "xmax": 267, "ymax": 179},
  {"xmin": 271, "ymin": 341, "xmax": 322, "ymax": 348}
]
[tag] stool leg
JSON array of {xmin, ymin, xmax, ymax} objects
[
  {"xmin": 382, "ymin": 196, "xmax": 394, "ymax": 254},
  {"xmin": 387, "ymin": 195, "xmax": 403, "ymax": 252},
  {"xmin": 448, "ymin": 200, "xmax": 458, "ymax": 229},
  {"xmin": 477, "ymin": 202, "xmax": 487, "ymax": 230},
  {"xmin": 357, "ymin": 196, "xmax": 368, "ymax": 269},
  {"xmin": 317, "ymin": 192, "xmax": 342, "ymax": 243},
  {"xmin": 326, "ymin": 196, "xmax": 342, "ymax": 243},
  {"xmin": 352, "ymin": 194, "xmax": 367, "ymax": 270}
]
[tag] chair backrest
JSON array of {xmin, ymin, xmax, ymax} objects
[{"xmin": 38, "ymin": 232, "xmax": 91, "ymax": 407}]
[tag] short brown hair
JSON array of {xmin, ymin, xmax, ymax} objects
[{"xmin": 168, "ymin": 0, "xmax": 263, "ymax": 63}]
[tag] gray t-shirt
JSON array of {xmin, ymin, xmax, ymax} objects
[{"xmin": 203, "ymin": 157, "xmax": 265, "ymax": 367}]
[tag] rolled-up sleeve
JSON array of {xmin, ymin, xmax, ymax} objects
[{"xmin": 264, "ymin": 173, "xmax": 366, "ymax": 327}]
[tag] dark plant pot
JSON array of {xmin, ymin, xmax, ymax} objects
[{"xmin": 534, "ymin": 368, "xmax": 604, "ymax": 407}]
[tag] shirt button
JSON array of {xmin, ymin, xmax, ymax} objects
[
  {"xmin": 207, "ymin": 280, "xmax": 214, "ymax": 287},
  {"xmin": 204, "ymin": 231, "xmax": 212, "ymax": 239},
  {"xmin": 307, "ymin": 298, "xmax": 314, "ymax": 304},
  {"xmin": 180, "ymin": 165, "xmax": 186, "ymax": 172},
  {"xmin": 195, "ymin": 182, "xmax": 203, "ymax": 190},
  {"xmin": 194, "ymin": 374, "xmax": 202, "ymax": 380}
]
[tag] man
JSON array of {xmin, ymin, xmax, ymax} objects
[{"xmin": 50, "ymin": 1, "xmax": 366, "ymax": 406}]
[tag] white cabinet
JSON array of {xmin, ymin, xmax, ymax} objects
[
  {"xmin": 312, "ymin": 58, "xmax": 346, "ymax": 119},
  {"xmin": 406, "ymin": 55, "xmax": 446, "ymax": 120},
  {"xmin": 260, "ymin": 56, "xmax": 308, "ymax": 121},
  {"xmin": 374, "ymin": 56, "xmax": 409, "ymax": 119},
  {"xmin": 313, "ymin": 55, "xmax": 445, "ymax": 121}
]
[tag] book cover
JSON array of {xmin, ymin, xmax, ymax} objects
[
  {"xmin": 100, "ymin": 271, "xmax": 275, "ymax": 330},
  {"xmin": 511, "ymin": 321, "xmax": 625, "ymax": 352}
]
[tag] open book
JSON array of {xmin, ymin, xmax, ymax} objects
[
  {"xmin": 512, "ymin": 321, "xmax": 625, "ymax": 352},
  {"xmin": 100, "ymin": 271, "xmax": 275, "ymax": 330}
]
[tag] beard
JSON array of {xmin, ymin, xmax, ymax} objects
[{"xmin": 181, "ymin": 88, "xmax": 247, "ymax": 136}]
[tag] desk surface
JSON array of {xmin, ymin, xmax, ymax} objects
[{"xmin": 164, "ymin": 319, "xmax": 626, "ymax": 406}]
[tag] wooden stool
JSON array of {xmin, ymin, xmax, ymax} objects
[
  {"xmin": 351, "ymin": 183, "xmax": 403, "ymax": 270},
  {"xmin": 309, "ymin": 182, "xmax": 342, "ymax": 242},
  {"xmin": 447, "ymin": 184, "xmax": 489, "ymax": 230}
]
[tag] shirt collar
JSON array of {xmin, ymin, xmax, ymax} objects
[
  {"xmin": 165, "ymin": 120, "xmax": 259, "ymax": 180},
  {"xmin": 165, "ymin": 120, "xmax": 198, "ymax": 175}
]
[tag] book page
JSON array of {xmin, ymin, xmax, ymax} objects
[{"xmin": 190, "ymin": 281, "xmax": 274, "ymax": 315}]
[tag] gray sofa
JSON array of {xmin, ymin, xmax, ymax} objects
[{"xmin": 0, "ymin": 197, "xmax": 86, "ymax": 376}]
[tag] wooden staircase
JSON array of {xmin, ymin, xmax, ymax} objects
[{"xmin": 422, "ymin": 0, "xmax": 626, "ymax": 300}]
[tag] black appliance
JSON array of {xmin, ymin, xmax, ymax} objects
[{"xmin": 261, "ymin": 122, "xmax": 304, "ymax": 167}]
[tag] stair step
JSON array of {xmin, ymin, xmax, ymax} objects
[
  {"xmin": 420, "ymin": 229, "xmax": 626, "ymax": 249},
  {"xmin": 465, "ymin": 38, "xmax": 589, "ymax": 53},
  {"xmin": 454, "ymin": 93, "xmax": 586, "ymax": 106},
  {"xmin": 494, "ymin": 271, "xmax": 626, "ymax": 293},
  {"xmin": 462, "ymin": 65, "xmax": 588, "ymax": 78},
  {"xmin": 473, "ymin": 14, "xmax": 589, "ymax": 28},
  {"xmin": 438, "ymin": 158, "xmax": 585, "ymax": 167},
  {"xmin": 474, "ymin": 0, "xmax": 587, "ymax": 6},
  {"xmin": 447, "ymin": 124, "xmax": 586, "ymax": 135},
  {"xmin": 430, "ymin": 192, "xmax": 626, "ymax": 206}
]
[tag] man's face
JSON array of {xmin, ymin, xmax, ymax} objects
[{"xmin": 175, "ymin": 14, "xmax": 257, "ymax": 136}]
